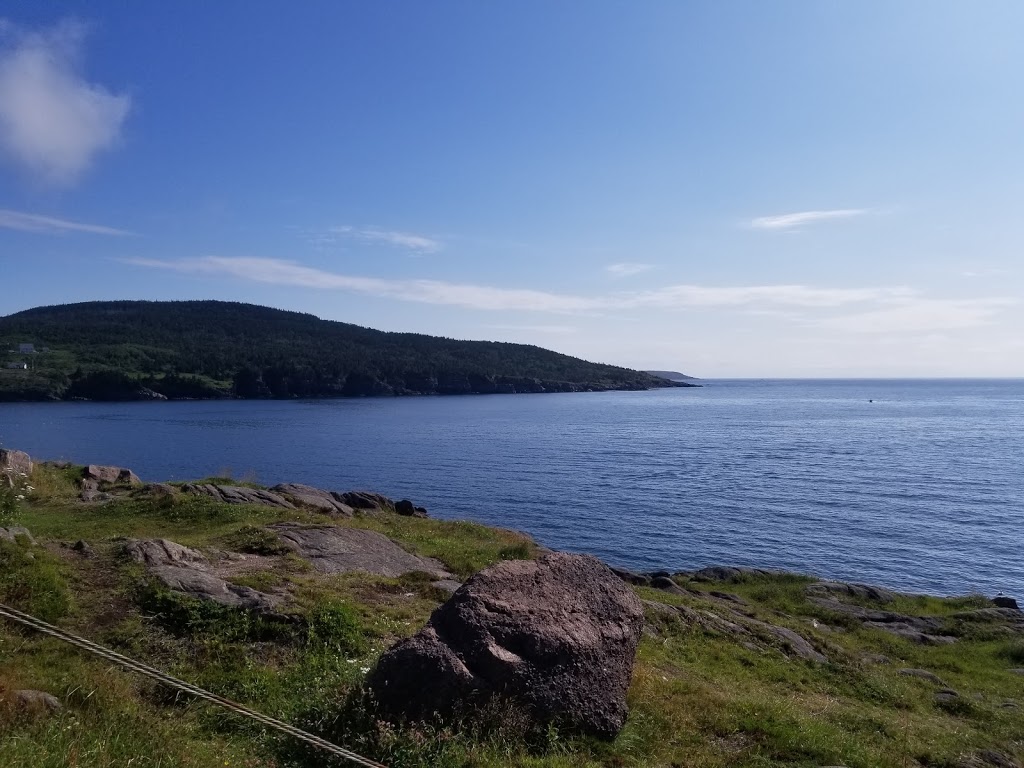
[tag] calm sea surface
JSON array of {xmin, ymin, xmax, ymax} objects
[{"xmin": 1, "ymin": 379, "xmax": 1022, "ymax": 596}]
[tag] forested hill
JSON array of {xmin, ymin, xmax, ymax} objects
[{"xmin": 0, "ymin": 300, "xmax": 686, "ymax": 401}]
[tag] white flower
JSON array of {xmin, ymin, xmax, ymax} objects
[{"xmin": 15, "ymin": 495, "xmax": 25, "ymax": 501}]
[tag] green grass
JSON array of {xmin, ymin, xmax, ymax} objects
[{"xmin": 1, "ymin": 469, "xmax": 1022, "ymax": 767}]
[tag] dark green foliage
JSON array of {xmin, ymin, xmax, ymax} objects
[
  {"xmin": 0, "ymin": 537, "xmax": 72, "ymax": 622},
  {"xmin": 304, "ymin": 600, "xmax": 367, "ymax": 655},
  {"xmin": 135, "ymin": 583, "xmax": 294, "ymax": 644},
  {"xmin": 222, "ymin": 525, "xmax": 291, "ymax": 555},
  {"xmin": 0, "ymin": 300, "xmax": 672, "ymax": 401},
  {"xmin": 996, "ymin": 639, "xmax": 1024, "ymax": 664}
]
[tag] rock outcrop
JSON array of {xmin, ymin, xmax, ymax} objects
[
  {"xmin": 269, "ymin": 523, "xmax": 452, "ymax": 579},
  {"xmin": 179, "ymin": 483, "xmax": 295, "ymax": 508},
  {"xmin": 367, "ymin": 552, "xmax": 644, "ymax": 738},
  {"xmin": 84, "ymin": 464, "xmax": 141, "ymax": 486},
  {"xmin": 0, "ymin": 526, "xmax": 34, "ymax": 543},
  {"xmin": 807, "ymin": 594, "xmax": 959, "ymax": 644},
  {"xmin": 14, "ymin": 689, "xmax": 62, "ymax": 715},
  {"xmin": 270, "ymin": 483, "xmax": 354, "ymax": 515},
  {"xmin": 124, "ymin": 538, "xmax": 279, "ymax": 613},
  {"xmin": 0, "ymin": 448, "xmax": 33, "ymax": 477}
]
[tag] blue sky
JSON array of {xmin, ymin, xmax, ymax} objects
[{"xmin": 1, "ymin": 2, "xmax": 1022, "ymax": 377}]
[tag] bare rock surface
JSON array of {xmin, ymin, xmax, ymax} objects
[
  {"xmin": 645, "ymin": 596, "xmax": 827, "ymax": 662},
  {"xmin": 368, "ymin": 552, "xmax": 645, "ymax": 738},
  {"xmin": 269, "ymin": 523, "xmax": 451, "ymax": 579},
  {"xmin": 898, "ymin": 668, "xmax": 947, "ymax": 686},
  {"xmin": 14, "ymin": 689, "xmax": 61, "ymax": 714},
  {"xmin": 84, "ymin": 464, "xmax": 141, "ymax": 486},
  {"xmin": 338, "ymin": 490, "xmax": 395, "ymax": 510},
  {"xmin": 809, "ymin": 596, "xmax": 958, "ymax": 644},
  {"xmin": 958, "ymin": 751, "xmax": 1022, "ymax": 768},
  {"xmin": 691, "ymin": 565, "xmax": 774, "ymax": 583},
  {"xmin": 806, "ymin": 581, "xmax": 896, "ymax": 604},
  {"xmin": 0, "ymin": 448, "xmax": 33, "ymax": 477},
  {"xmin": 270, "ymin": 483, "xmax": 355, "ymax": 516},
  {"xmin": 0, "ymin": 526, "xmax": 34, "ymax": 543},
  {"xmin": 124, "ymin": 538, "xmax": 279, "ymax": 613},
  {"xmin": 180, "ymin": 483, "xmax": 295, "ymax": 508}
]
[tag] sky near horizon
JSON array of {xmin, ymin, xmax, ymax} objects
[{"xmin": 1, "ymin": 2, "xmax": 1022, "ymax": 378}]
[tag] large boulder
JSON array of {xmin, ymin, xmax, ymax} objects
[
  {"xmin": 367, "ymin": 552, "xmax": 644, "ymax": 738},
  {"xmin": 84, "ymin": 464, "xmax": 141, "ymax": 486},
  {"xmin": 0, "ymin": 449, "xmax": 33, "ymax": 477}
]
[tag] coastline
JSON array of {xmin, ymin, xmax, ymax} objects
[{"xmin": 2, "ymin": 452, "xmax": 1023, "ymax": 767}]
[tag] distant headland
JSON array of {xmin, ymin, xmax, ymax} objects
[{"xmin": 0, "ymin": 300, "xmax": 697, "ymax": 402}]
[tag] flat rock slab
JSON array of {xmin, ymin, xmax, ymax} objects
[
  {"xmin": 180, "ymin": 484, "xmax": 295, "ymax": 509},
  {"xmin": 269, "ymin": 523, "xmax": 452, "ymax": 579},
  {"xmin": 806, "ymin": 581, "xmax": 897, "ymax": 604},
  {"xmin": 899, "ymin": 668, "xmax": 947, "ymax": 686},
  {"xmin": 809, "ymin": 596, "xmax": 958, "ymax": 644},
  {"xmin": 690, "ymin": 566, "xmax": 774, "ymax": 583},
  {"xmin": 270, "ymin": 483, "xmax": 354, "ymax": 516},
  {"xmin": 124, "ymin": 538, "xmax": 279, "ymax": 613}
]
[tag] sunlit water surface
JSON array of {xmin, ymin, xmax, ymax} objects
[{"xmin": 2, "ymin": 379, "xmax": 1022, "ymax": 596}]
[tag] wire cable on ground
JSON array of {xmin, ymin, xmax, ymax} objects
[{"xmin": 0, "ymin": 602, "xmax": 387, "ymax": 768}]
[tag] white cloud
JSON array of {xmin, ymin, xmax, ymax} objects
[
  {"xmin": 0, "ymin": 208, "xmax": 131, "ymax": 235},
  {"xmin": 606, "ymin": 262, "xmax": 653, "ymax": 278},
  {"xmin": 124, "ymin": 256, "xmax": 600, "ymax": 312},
  {"xmin": 306, "ymin": 225, "xmax": 441, "ymax": 254},
  {"xmin": 627, "ymin": 283, "xmax": 913, "ymax": 309},
  {"xmin": 485, "ymin": 324, "xmax": 577, "ymax": 335},
  {"xmin": 125, "ymin": 256, "xmax": 1017, "ymax": 336},
  {"xmin": 819, "ymin": 298, "xmax": 1015, "ymax": 334},
  {"xmin": 750, "ymin": 209, "xmax": 867, "ymax": 230},
  {"xmin": 123, "ymin": 256, "xmax": 938, "ymax": 314},
  {"xmin": 0, "ymin": 20, "xmax": 130, "ymax": 185}
]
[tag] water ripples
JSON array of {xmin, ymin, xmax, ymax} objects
[{"xmin": 1, "ymin": 379, "xmax": 1022, "ymax": 595}]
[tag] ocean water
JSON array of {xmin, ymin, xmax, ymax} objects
[{"xmin": 1, "ymin": 379, "xmax": 1022, "ymax": 597}]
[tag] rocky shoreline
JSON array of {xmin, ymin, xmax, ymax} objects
[{"xmin": 2, "ymin": 447, "xmax": 1023, "ymax": 767}]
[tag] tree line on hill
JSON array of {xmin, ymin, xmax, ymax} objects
[{"xmin": 0, "ymin": 300, "xmax": 683, "ymax": 402}]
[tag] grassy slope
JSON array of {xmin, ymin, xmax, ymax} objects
[{"xmin": 1, "ymin": 465, "xmax": 1022, "ymax": 768}]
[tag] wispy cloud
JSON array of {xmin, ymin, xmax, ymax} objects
[
  {"xmin": 0, "ymin": 20, "xmax": 131, "ymax": 185},
  {"xmin": 750, "ymin": 209, "xmax": 867, "ymax": 231},
  {"xmin": 124, "ymin": 256, "xmax": 1016, "ymax": 334},
  {"xmin": 124, "ymin": 256, "xmax": 931, "ymax": 314},
  {"xmin": 0, "ymin": 208, "xmax": 132, "ymax": 235},
  {"xmin": 605, "ymin": 262, "xmax": 653, "ymax": 278},
  {"xmin": 124, "ymin": 256, "xmax": 598, "ymax": 312},
  {"xmin": 818, "ymin": 298, "xmax": 1015, "ymax": 334},
  {"xmin": 485, "ymin": 324, "xmax": 577, "ymax": 335},
  {"xmin": 305, "ymin": 225, "xmax": 441, "ymax": 254}
]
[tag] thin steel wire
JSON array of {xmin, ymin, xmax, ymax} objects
[{"xmin": 0, "ymin": 602, "xmax": 386, "ymax": 768}]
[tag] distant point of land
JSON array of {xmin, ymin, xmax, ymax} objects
[
  {"xmin": 644, "ymin": 370, "xmax": 697, "ymax": 382},
  {"xmin": 0, "ymin": 300, "xmax": 696, "ymax": 402}
]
